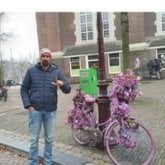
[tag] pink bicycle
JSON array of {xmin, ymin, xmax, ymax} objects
[{"xmin": 66, "ymin": 72, "xmax": 155, "ymax": 165}]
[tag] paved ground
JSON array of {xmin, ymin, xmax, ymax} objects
[
  {"xmin": 0, "ymin": 144, "xmax": 27, "ymax": 165},
  {"xmin": 0, "ymin": 79, "xmax": 165, "ymax": 164}
]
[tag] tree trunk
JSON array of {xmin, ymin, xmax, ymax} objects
[{"xmin": 120, "ymin": 12, "xmax": 130, "ymax": 72}]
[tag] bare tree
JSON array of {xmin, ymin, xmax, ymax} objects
[
  {"xmin": 0, "ymin": 13, "xmax": 14, "ymax": 42},
  {"xmin": 120, "ymin": 12, "xmax": 130, "ymax": 72},
  {"xmin": 0, "ymin": 12, "xmax": 5, "ymax": 82},
  {"xmin": 0, "ymin": 13, "xmax": 14, "ymax": 82},
  {"xmin": 18, "ymin": 54, "xmax": 34, "ymax": 84}
]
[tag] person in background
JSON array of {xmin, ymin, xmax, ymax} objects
[
  {"xmin": 147, "ymin": 59, "xmax": 155, "ymax": 80},
  {"xmin": 135, "ymin": 57, "xmax": 141, "ymax": 69},
  {"xmin": 154, "ymin": 58, "xmax": 161, "ymax": 79},
  {"xmin": 134, "ymin": 57, "xmax": 141, "ymax": 76},
  {"xmin": 20, "ymin": 48, "xmax": 71, "ymax": 165}
]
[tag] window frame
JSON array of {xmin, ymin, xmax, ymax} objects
[
  {"xmin": 80, "ymin": 12, "xmax": 94, "ymax": 41},
  {"xmin": 155, "ymin": 12, "xmax": 165, "ymax": 36},
  {"xmin": 87, "ymin": 54, "xmax": 98, "ymax": 69},
  {"xmin": 108, "ymin": 52, "xmax": 121, "ymax": 74},
  {"xmin": 157, "ymin": 48, "xmax": 165, "ymax": 68},
  {"xmin": 102, "ymin": 12, "xmax": 110, "ymax": 38},
  {"xmin": 74, "ymin": 12, "xmax": 116, "ymax": 45},
  {"xmin": 70, "ymin": 56, "xmax": 81, "ymax": 77},
  {"xmin": 162, "ymin": 13, "xmax": 165, "ymax": 31}
]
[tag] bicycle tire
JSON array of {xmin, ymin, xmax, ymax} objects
[
  {"xmin": 71, "ymin": 112, "xmax": 96, "ymax": 145},
  {"xmin": 105, "ymin": 120, "xmax": 155, "ymax": 165}
]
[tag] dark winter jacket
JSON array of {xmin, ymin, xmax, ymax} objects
[
  {"xmin": 20, "ymin": 63, "xmax": 71, "ymax": 111},
  {"xmin": 154, "ymin": 59, "xmax": 161, "ymax": 71},
  {"xmin": 147, "ymin": 60, "xmax": 155, "ymax": 74}
]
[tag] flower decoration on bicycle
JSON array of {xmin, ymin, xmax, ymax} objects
[
  {"xmin": 66, "ymin": 88, "xmax": 101, "ymax": 145},
  {"xmin": 108, "ymin": 70, "xmax": 139, "ymax": 118},
  {"xmin": 66, "ymin": 88, "xmax": 96, "ymax": 129},
  {"xmin": 105, "ymin": 71, "xmax": 155, "ymax": 165}
]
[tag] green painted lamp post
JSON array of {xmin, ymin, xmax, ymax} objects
[{"xmin": 96, "ymin": 12, "xmax": 111, "ymax": 149}]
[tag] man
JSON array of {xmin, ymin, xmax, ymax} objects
[
  {"xmin": 147, "ymin": 59, "xmax": 155, "ymax": 80},
  {"xmin": 154, "ymin": 58, "xmax": 161, "ymax": 79},
  {"xmin": 20, "ymin": 48, "xmax": 71, "ymax": 165}
]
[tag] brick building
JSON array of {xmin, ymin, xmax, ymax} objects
[{"xmin": 36, "ymin": 12, "xmax": 165, "ymax": 83}]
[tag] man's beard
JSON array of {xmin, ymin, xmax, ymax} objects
[{"xmin": 42, "ymin": 60, "xmax": 49, "ymax": 67}]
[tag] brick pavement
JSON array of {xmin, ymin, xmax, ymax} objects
[
  {"xmin": 0, "ymin": 144, "xmax": 27, "ymax": 165},
  {"xmin": 0, "ymin": 79, "xmax": 165, "ymax": 164}
]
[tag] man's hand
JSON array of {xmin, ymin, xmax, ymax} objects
[
  {"xmin": 28, "ymin": 106, "xmax": 35, "ymax": 112},
  {"xmin": 51, "ymin": 80, "xmax": 64, "ymax": 87}
]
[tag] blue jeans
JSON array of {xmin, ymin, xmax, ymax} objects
[{"xmin": 28, "ymin": 110, "xmax": 56, "ymax": 165}]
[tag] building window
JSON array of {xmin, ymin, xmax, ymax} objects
[
  {"xmin": 70, "ymin": 57, "xmax": 80, "ymax": 76},
  {"xmin": 157, "ymin": 48, "xmax": 165, "ymax": 68},
  {"xmin": 102, "ymin": 12, "xmax": 110, "ymax": 38},
  {"xmin": 80, "ymin": 12, "xmax": 93, "ymax": 41},
  {"xmin": 155, "ymin": 12, "xmax": 165, "ymax": 36},
  {"xmin": 108, "ymin": 53, "xmax": 121, "ymax": 74},
  {"xmin": 162, "ymin": 13, "xmax": 165, "ymax": 31},
  {"xmin": 75, "ymin": 12, "xmax": 116, "ymax": 44},
  {"xmin": 87, "ymin": 55, "xmax": 98, "ymax": 68}
]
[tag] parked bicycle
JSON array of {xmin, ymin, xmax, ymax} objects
[
  {"xmin": 0, "ymin": 84, "xmax": 8, "ymax": 102},
  {"xmin": 66, "ymin": 71, "xmax": 156, "ymax": 165}
]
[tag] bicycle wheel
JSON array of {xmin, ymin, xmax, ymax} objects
[
  {"xmin": 105, "ymin": 120, "xmax": 155, "ymax": 165},
  {"xmin": 71, "ymin": 112, "xmax": 96, "ymax": 145}
]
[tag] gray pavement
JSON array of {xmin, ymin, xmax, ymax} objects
[{"xmin": 0, "ymin": 79, "xmax": 165, "ymax": 164}]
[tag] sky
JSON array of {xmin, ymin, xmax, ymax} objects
[
  {"xmin": 1, "ymin": 0, "xmax": 165, "ymax": 12},
  {"xmin": 1, "ymin": 12, "xmax": 39, "ymax": 62},
  {"xmin": 0, "ymin": 0, "xmax": 165, "ymax": 61}
]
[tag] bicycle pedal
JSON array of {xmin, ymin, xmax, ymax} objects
[{"xmin": 88, "ymin": 141, "xmax": 96, "ymax": 147}]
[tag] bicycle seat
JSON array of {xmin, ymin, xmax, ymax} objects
[{"xmin": 84, "ymin": 95, "xmax": 96, "ymax": 103}]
